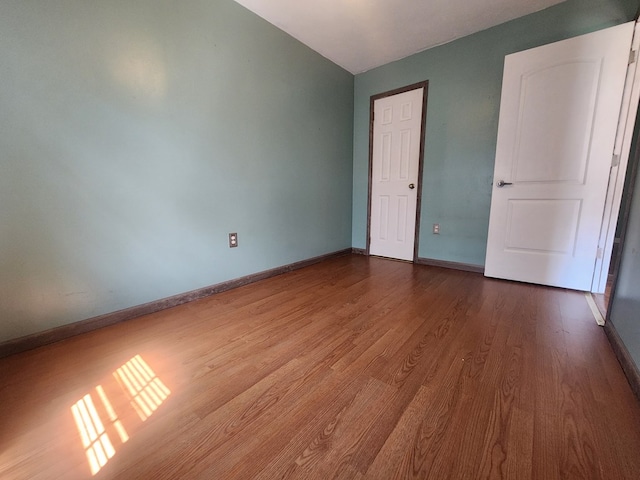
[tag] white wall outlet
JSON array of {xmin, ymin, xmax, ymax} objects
[
  {"xmin": 229, "ymin": 232, "xmax": 238, "ymax": 248},
  {"xmin": 433, "ymin": 224, "xmax": 440, "ymax": 234}
]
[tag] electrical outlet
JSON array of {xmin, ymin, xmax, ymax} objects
[
  {"xmin": 433, "ymin": 223, "xmax": 440, "ymax": 234},
  {"xmin": 229, "ymin": 232, "xmax": 238, "ymax": 248}
]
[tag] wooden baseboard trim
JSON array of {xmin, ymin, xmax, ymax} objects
[
  {"xmin": 0, "ymin": 248, "xmax": 352, "ymax": 359},
  {"xmin": 415, "ymin": 257, "xmax": 485, "ymax": 274},
  {"xmin": 352, "ymin": 248, "xmax": 366, "ymax": 255},
  {"xmin": 604, "ymin": 320, "xmax": 640, "ymax": 402}
]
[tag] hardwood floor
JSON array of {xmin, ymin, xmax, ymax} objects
[{"xmin": 1, "ymin": 255, "xmax": 639, "ymax": 479}]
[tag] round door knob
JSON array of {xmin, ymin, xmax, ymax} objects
[{"xmin": 409, "ymin": 183, "xmax": 415, "ymax": 189}]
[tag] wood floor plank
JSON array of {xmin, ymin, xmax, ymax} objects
[
  {"xmin": 224, "ymin": 374, "xmax": 372, "ymax": 480},
  {"xmin": 366, "ymin": 346, "xmax": 470, "ymax": 479},
  {"xmin": 1, "ymin": 255, "xmax": 640, "ymax": 479}
]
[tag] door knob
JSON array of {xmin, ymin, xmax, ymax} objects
[
  {"xmin": 496, "ymin": 180, "xmax": 513, "ymax": 187},
  {"xmin": 409, "ymin": 183, "xmax": 415, "ymax": 189}
]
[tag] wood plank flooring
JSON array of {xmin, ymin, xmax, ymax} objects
[{"xmin": 1, "ymin": 254, "xmax": 639, "ymax": 479}]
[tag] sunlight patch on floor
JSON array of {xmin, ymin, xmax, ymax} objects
[
  {"xmin": 71, "ymin": 393, "xmax": 117, "ymax": 475},
  {"xmin": 71, "ymin": 354, "xmax": 169, "ymax": 475},
  {"xmin": 114, "ymin": 355, "xmax": 171, "ymax": 421}
]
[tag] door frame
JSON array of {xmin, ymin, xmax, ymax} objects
[
  {"xmin": 366, "ymin": 80, "xmax": 429, "ymax": 262},
  {"xmin": 592, "ymin": 21, "xmax": 640, "ymax": 293}
]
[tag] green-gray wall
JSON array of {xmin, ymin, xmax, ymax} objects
[
  {"xmin": 352, "ymin": 0, "xmax": 638, "ymax": 266},
  {"xmin": 610, "ymin": 137, "xmax": 640, "ymax": 369},
  {"xmin": 0, "ymin": 0, "xmax": 354, "ymax": 343}
]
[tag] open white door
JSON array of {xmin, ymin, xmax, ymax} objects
[
  {"xmin": 369, "ymin": 85, "xmax": 425, "ymax": 261},
  {"xmin": 485, "ymin": 22, "xmax": 634, "ymax": 291}
]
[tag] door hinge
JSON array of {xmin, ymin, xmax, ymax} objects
[
  {"xmin": 597, "ymin": 247, "xmax": 604, "ymax": 259},
  {"xmin": 630, "ymin": 49, "xmax": 637, "ymax": 65},
  {"xmin": 612, "ymin": 153, "xmax": 620, "ymax": 167}
]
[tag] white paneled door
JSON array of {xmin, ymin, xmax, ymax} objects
[
  {"xmin": 370, "ymin": 86, "xmax": 424, "ymax": 261},
  {"xmin": 485, "ymin": 22, "xmax": 635, "ymax": 290}
]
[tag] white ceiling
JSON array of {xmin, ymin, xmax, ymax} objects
[{"xmin": 232, "ymin": 0, "xmax": 566, "ymax": 74}]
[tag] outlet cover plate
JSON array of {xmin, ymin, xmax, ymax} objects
[{"xmin": 229, "ymin": 233, "xmax": 238, "ymax": 248}]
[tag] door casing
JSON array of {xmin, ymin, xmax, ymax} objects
[{"xmin": 593, "ymin": 21, "xmax": 640, "ymax": 293}]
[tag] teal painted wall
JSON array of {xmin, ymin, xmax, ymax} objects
[
  {"xmin": 0, "ymin": 0, "xmax": 354, "ymax": 342},
  {"xmin": 610, "ymin": 128, "xmax": 640, "ymax": 369},
  {"xmin": 352, "ymin": 0, "xmax": 638, "ymax": 265}
]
